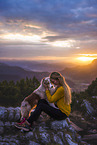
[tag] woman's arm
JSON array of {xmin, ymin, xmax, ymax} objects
[{"xmin": 46, "ymin": 86, "xmax": 64, "ymax": 103}]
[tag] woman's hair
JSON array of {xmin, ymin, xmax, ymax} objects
[{"xmin": 50, "ymin": 72, "xmax": 72, "ymax": 105}]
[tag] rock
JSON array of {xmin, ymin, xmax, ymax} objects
[
  {"xmin": 25, "ymin": 132, "xmax": 34, "ymax": 139},
  {"xmin": 14, "ymin": 107, "xmax": 21, "ymax": 121},
  {"xmin": 8, "ymin": 107, "xmax": 15, "ymax": 121},
  {"xmin": 54, "ymin": 134, "xmax": 64, "ymax": 145},
  {"xmin": 51, "ymin": 119, "xmax": 69, "ymax": 130},
  {"xmin": 0, "ymin": 106, "xmax": 86, "ymax": 145},
  {"xmin": 81, "ymin": 100, "xmax": 94, "ymax": 116},
  {"xmin": 39, "ymin": 131, "xmax": 50, "ymax": 143},
  {"xmin": 29, "ymin": 141, "xmax": 40, "ymax": 145},
  {"xmin": 82, "ymin": 134, "xmax": 97, "ymax": 140},
  {"xmin": 0, "ymin": 121, "xmax": 4, "ymax": 127},
  {"xmin": 65, "ymin": 134, "xmax": 78, "ymax": 145},
  {"xmin": 0, "ymin": 107, "xmax": 8, "ymax": 121},
  {"xmin": 0, "ymin": 127, "xmax": 4, "ymax": 135},
  {"xmin": 70, "ymin": 121, "xmax": 83, "ymax": 132}
]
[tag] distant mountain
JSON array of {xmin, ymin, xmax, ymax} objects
[
  {"xmin": 0, "ymin": 63, "xmax": 49, "ymax": 82},
  {"xmin": 60, "ymin": 59, "xmax": 97, "ymax": 83},
  {"xmin": 0, "ymin": 63, "xmax": 75, "ymax": 88},
  {"xmin": 0, "ymin": 60, "xmax": 75, "ymax": 72}
]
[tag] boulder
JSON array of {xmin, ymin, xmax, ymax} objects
[
  {"xmin": 0, "ymin": 106, "xmax": 89, "ymax": 145},
  {"xmin": 81, "ymin": 100, "xmax": 95, "ymax": 117}
]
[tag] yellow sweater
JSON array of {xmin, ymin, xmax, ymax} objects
[{"xmin": 46, "ymin": 86, "xmax": 71, "ymax": 116}]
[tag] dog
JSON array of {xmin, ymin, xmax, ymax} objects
[{"xmin": 20, "ymin": 77, "xmax": 56, "ymax": 120}]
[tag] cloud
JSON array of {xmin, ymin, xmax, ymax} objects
[
  {"xmin": 0, "ymin": 1, "xmax": 96, "ymax": 33},
  {"xmin": 0, "ymin": 0, "xmax": 97, "ymax": 62}
]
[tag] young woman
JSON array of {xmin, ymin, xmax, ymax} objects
[{"xmin": 15, "ymin": 72, "xmax": 72, "ymax": 131}]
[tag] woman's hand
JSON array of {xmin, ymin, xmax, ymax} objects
[{"xmin": 43, "ymin": 80, "xmax": 49, "ymax": 90}]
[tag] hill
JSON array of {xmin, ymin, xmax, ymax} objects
[
  {"xmin": 0, "ymin": 63, "xmax": 75, "ymax": 88},
  {"xmin": 0, "ymin": 63, "xmax": 49, "ymax": 82},
  {"xmin": 0, "ymin": 60, "xmax": 75, "ymax": 72},
  {"xmin": 60, "ymin": 59, "xmax": 97, "ymax": 83}
]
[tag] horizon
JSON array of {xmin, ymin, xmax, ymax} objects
[
  {"xmin": 0, "ymin": 0, "xmax": 97, "ymax": 64},
  {"xmin": 0, "ymin": 57, "xmax": 96, "ymax": 66}
]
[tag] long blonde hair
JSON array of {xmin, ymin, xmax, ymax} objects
[{"xmin": 50, "ymin": 72, "xmax": 72, "ymax": 105}]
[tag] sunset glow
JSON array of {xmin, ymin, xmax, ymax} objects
[
  {"xmin": 77, "ymin": 57, "xmax": 95, "ymax": 64},
  {"xmin": 0, "ymin": 56, "xmax": 69, "ymax": 62},
  {"xmin": 0, "ymin": 0, "xmax": 97, "ymax": 63},
  {"xmin": 76, "ymin": 54, "xmax": 97, "ymax": 63}
]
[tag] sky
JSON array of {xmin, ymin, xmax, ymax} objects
[{"xmin": 0, "ymin": 0, "xmax": 97, "ymax": 64}]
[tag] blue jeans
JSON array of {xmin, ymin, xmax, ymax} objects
[{"xmin": 27, "ymin": 99, "xmax": 67, "ymax": 124}]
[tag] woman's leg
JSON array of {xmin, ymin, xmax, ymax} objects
[{"xmin": 27, "ymin": 99, "xmax": 67, "ymax": 124}]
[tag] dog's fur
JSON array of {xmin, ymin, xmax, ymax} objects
[{"xmin": 21, "ymin": 77, "xmax": 55, "ymax": 120}]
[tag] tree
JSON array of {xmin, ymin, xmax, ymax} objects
[{"xmin": 0, "ymin": 77, "xmax": 40, "ymax": 107}]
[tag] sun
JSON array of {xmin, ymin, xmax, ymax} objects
[
  {"xmin": 77, "ymin": 57, "xmax": 94, "ymax": 63},
  {"xmin": 78, "ymin": 57, "xmax": 93, "ymax": 61}
]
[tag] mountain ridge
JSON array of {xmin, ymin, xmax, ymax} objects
[
  {"xmin": 0, "ymin": 62, "xmax": 75, "ymax": 88},
  {"xmin": 60, "ymin": 59, "xmax": 97, "ymax": 83},
  {"xmin": 0, "ymin": 62, "xmax": 49, "ymax": 82},
  {"xmin": 0, "ymin": 60, "xmax": 75, "ymax": 72}
]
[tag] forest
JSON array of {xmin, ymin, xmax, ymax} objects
[{"xmin": 0, "ymin": 77, "xmax": 40, "ymax": 107}]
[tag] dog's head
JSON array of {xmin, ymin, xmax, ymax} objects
[{"xmin": 42, "ymin": 77, "xmax": 54, "ymax": 89}]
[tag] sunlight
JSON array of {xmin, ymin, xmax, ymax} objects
[
  {"xmin": 77, "ymin": 57, "xmax": 95, "ymax": 62},
  {"xmin": 51, "ymin": 40, "xmax": 75, "ymax": 47},
  {"xmin": 1, "ymin": 33, "xmax": 41, "ymax": 42},
  {"xmin": 77, "ymin": 54, "xmax": 97, "ymax": 64},
  {"xmin": 0, "ymin": 56, "xmax": 68, "ymax": 62},
  {"xmin": 78, "ymin": 54, "xmax": 97, "ymax": 57}
]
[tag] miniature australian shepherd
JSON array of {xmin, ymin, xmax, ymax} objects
[{"xmin": 20, "ymin": 77, "xmax": 56, "ymax": 121}]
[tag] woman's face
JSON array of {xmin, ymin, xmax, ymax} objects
[{"xmin": 50, "ymin": 78, "xmax": 60, "ymax": 86}]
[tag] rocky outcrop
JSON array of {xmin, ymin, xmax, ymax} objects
[
  {"xmin": 0, "ymin": 106, "xmax": 89, "ymax": 145},
  {"xmin": 81, "ymin": 100, "xmax": 95, "ymax": 117}
]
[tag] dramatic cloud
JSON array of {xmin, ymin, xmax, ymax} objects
[{"xmin": 0, "ymin": 0, "xmax": 97, "ymax": 63}]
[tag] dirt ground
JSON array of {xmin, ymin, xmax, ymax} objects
[{"xmin": 69, "ymin": 111, "xmax": 97, "ymax": 145}]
